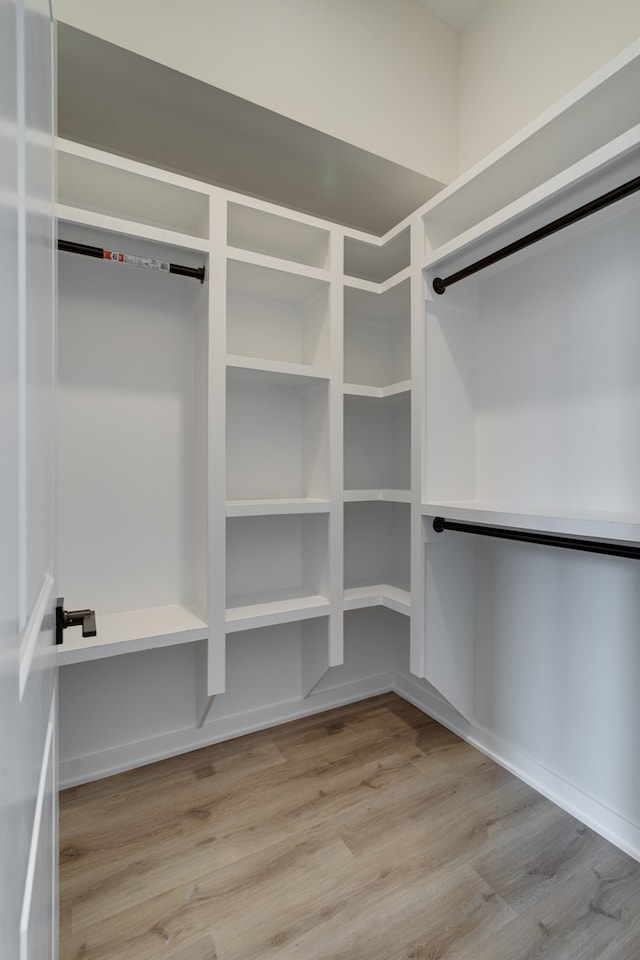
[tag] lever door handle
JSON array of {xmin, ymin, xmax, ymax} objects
[{"xmin": 56, "ymin": 598, "xmax": 97, "ymax": 645}]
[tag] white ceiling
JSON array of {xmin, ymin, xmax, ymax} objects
[{"xmin": 417, "ymin": 0, "xmax": 489, "ymax": 31}]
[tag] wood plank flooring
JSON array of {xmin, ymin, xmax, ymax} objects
[{"xmin": 59, "ymin": 693, "xmax": 640, "ymax": 959}]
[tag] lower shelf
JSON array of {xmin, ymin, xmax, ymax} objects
[
  {"xmin": 343, "ymin": 580, "xmax": 411, "ymax": 615},
  {"xmin": 225, "ymin": 588, "xmax": 331, "ymax": 633},
  {"xmin": 56, "ymin": 603, "xmax": 208, "ymax": 665}
]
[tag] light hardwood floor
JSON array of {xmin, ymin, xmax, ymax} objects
[{"xmin": 59, "ymin": 693, "xmax": 640, "ymax": 959}]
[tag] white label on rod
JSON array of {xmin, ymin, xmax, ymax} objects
[{"xmin": 103, "ymin": 250, "xmax": 170, "ymax": 273}]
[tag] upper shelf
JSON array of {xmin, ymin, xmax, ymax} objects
[
  {"xmin": 420, "ymin": 39, "xmax": 640, "ymax": 256},
  {"xmin": 57, "ymin": 139, "xmax": 210, "ymax": 240},
  {"xmin": 227, "ymin": 201, "xmax": 330, "ymax": 269}
]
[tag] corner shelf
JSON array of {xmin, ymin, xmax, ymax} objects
[
  {"xmin": 344, "ymin": 501, "xmax": 410, "ymax": 611},
  {"xmin": 344, "ymin": 390, "xmax": 410, "ymax": 494},
  {"xmin": 343, "ymin": 226, "xmax": 410, "ymax": 283},
  {"xmin": 343, "ymin": 278, "xmax": 410, "ymax": 390},
  {"xmin": 345, "ymin": 489, "xmax": 411, "ymax": 503},
  {"xmin": 343, "ymin": 581, "xmax": 411, "ymax": 615}
]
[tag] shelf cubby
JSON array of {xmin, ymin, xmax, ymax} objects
[
  {"xmin": 225, "ymin": 514, "xmax": 330, "ymax": 632},
  {"xmin": 56, "ymin": 223, "xmax": 209, "ymax": 659},
  {"xmin": 344, "ymin": 278, "xmax": 410, "ymax": 389},
  {"xmin": 344, "ymin": 227, "xmax": 410, "ymax": 283},
  {"xmin": 57, "ymin": 140, "xmax": 210, "ymax": 239},
  {"xmin": 344, "ymin": 391, "xmax": 410, "ymax": 495},
  {"xmin": 343, "ymin": 502, "xmax": 410, "ymax": 613},
  {"xmin": 424, "ymin": 188, "xmax": 640, "ymax": 541},
  {"xmin": 226, "ymin": 258, "xmax": 330, "ymax": 369},
  {"xmin": 226, "ymin": 366, "xmax": 329, "ymax": 502},
  {"xmin": 227, "ymin": 202, "xmax": 330, "ymax": 269}
]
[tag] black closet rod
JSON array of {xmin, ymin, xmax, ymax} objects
[
  {"xmin": 432, "ymin": 173, "xmax": 640, "ymax": 295},
  {"xmin": 432, "ymin": 516, "xmax": 640, "ymax": 561},
  {"xmin": 58, "ymin": 239, "xmax": 206, "ymax": 284}
]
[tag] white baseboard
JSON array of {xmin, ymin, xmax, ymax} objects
[
  {"xmin": 393, "ymin": 672, "xmax": 640, "ymax": 864},
  {"xmin": 58, "ymin": 672, "xmax": 395, "ymax": 790}
]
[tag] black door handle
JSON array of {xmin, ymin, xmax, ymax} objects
[{"xmin": 56, "ymin": 598, "xmax": 97, "ymax": 645}]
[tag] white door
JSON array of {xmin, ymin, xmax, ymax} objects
[{"xmin": 0, "ymin": 1, "xmax": 57, "ymax": 957}]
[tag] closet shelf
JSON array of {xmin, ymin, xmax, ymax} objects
[
  {"xmin": 344, "ymin": 581, "xmax": 411, "ymax": 615},
  {"xmin": 343, "ymin": 266, "xmax": 411, "ymax": 294},
  {"xmin": 422, "ymin": 500, "xmax": 640, "ymax": 545},
  {"xmin": 227, "ymin": 248, "xmax": 330, "ymax": 285},
  {"xmin": 55, "ymin": 604, "xmax": 208, "ymax": 666},
  {"xmin": 423, "ymin": 124, "xmax": 640, "ymax": 276},
  {"xmin": 344, "ymin": 489, "xmax": 411, "ymax": 503},
  {"xmin": 227, "ymin": 201, "xmax": 330, "ymax": 270},
  {"xmin": 57, "ymin": 203, "xmax": 211, "ymax": 254},
  {"xmin": 226, "ymin": 355, "xmax": 331, "ymax": 385},
  {"xmin": 344, "ymin": 381, "xmax": 411, "ymax": 399},
  {"xmin": 225, "ymin": 589, "xmax": 331, "ymax": 633},
  {"xmin": 225, "ymin": 498, "xmax": 330, "ymax": 517}
]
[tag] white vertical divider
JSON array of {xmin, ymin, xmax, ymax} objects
[
  {"xmin": 301, "ymin": 227, "xmax": 343, "ymax": 696},
  {"xmin": 410, "ymin": 218, "xmax": 426, "ymax": 678},
  {"xmin": 328, "ymin": 229, "xmax": 344, "ymax": 667},
  {"xmin": 197, "ymin": 190, "xmax": 227, "ymax": 724}
]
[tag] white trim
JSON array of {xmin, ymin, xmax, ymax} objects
[
  {"xmin": 19, "ymin": 573, "xmax": 54, "ymax": 699},
  {"xmin": 58, "ymin": 673, "xmax": 395, "ymax": 788},
  {"xmin": 20, "ymin": 709, "xmax": 54, "ymax": 960}
]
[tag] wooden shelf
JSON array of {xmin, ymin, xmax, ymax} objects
[{"xmin": 56, "ymin": 604, "xmax": 207, "ymax": 666}]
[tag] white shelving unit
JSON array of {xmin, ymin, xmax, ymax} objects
[
  {"xmin": 56, "ymin": 147, "xmax": 211, "ymax": 672},
  {"xmin": 220, "ymin": 197, "xmax": 343, "ymax": 698},
  {"xmin": 56, "ymin": 42, "xmax": 640, "ymax": 861},
  {"xmin": 341, "ymin": 226, "xmax": 414, "ymax": 621},
  {"xmin": 419, "ymin": 47, "xmax": 640, "ymax": 721}
]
